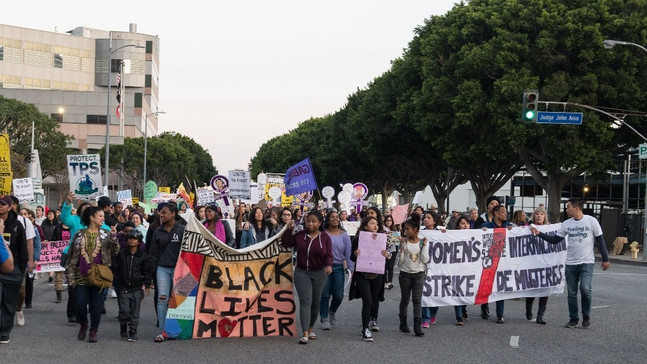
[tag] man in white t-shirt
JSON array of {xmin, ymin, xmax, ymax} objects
[{"xmin": 531, "ymin": 198, "xmax": 609, "ymax": 329}]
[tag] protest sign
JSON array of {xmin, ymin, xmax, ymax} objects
[
  {"xmin": 0, "ymin": 134, "xmax": 11, "ymax": 195},
  {"xmin": 164, "ymin": 218, "xmax": 296, "ymax": 339},
  {"xmin": 144, "ymin": 180, "xmax": 158, "ymax": 202},
  {"xmin": 117, "ymin": 189, "xmax": 133, "ymax": 207},
  {"xmin": 419, "ymin": 224, "xmax": 567, "ymax": 307},
  {"xmin": 228, "ymin": 170, "xmax": 251, "ymax": 200},
  {"xmin": 67, "ymin": 154, "xmax": 102, "ymax": 200},
  {"xmin": 391, "ymin": 204, "xmax": 409, "ymax": 225},
  {"xmin": 264, "ymin": 173, "xmax": 292, "ymax": 207},
  {"xmin": 196, "ymin": 187, "xmax": 215, "ymax": 205},
  {"xmin": 12, "ymin": 177, "xmax": 34, "ymax": 203},
  {"xmin": 284, "ymin": 158, "xmax": 318, "ymax": 196},
  {"xmin": 159, "ymin": 187, "xmax": 171, "ymax": 193},
  {"xmin": 36, "ymin": 240, "xmax": 66, "ymax": 273},
  {"xmin": 356, "ymin": 231, "xmax": 387, "ymax": 274}
]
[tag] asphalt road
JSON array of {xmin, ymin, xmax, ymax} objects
[{"xmin": 2, "ymin": 262, "xmax": 645, "ymax": 364}]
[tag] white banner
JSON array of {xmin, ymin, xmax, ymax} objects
[
  {"xmin": 228, "ymin": 170, "xmax": 251, "ymax": 200},
  {"xmin": 420, "ymin": 224, "xmax": 567, "ymax": 307},
  {"xmin": 67, "ymin": 154, "xmax": 103, "ymax": 200},
  {"xmin": 12, "ymin": 177, "xmax": 34, "ymax": 202},
  {"xmin": 196, "ymin": 187, "xmax": 215, "ymax": 206},
  {"xmin": 117, "ymin": 189, "xmax": 133, "ymax": 207}
]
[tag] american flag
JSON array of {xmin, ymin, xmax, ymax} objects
[{"xmin": 115, "ymin": 67, "xmax": 122, "ymax": 104}]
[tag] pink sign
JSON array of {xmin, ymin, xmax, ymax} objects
[
  {"xmin": 356, "ymin": 231, "xmax": 387, "ymax": 275},
  {"xmin": 391, "ymin": 203, "xmax": 410, "ymax": 225},
  {"xmin": 36, "ymin": 240, "xmax": 66, "ymax": 272}
]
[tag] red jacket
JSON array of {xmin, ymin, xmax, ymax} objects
[{"xmin": 281, "ymin": 230, "xmax": 333, "ymax": 271}]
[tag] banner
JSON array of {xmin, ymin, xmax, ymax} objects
[
  {"xmin": 67, "ymin": 154, "xmax": 103, "ymax": 200},
  {"xmin": 117, "ymin": 189, "xmax": 133, "ymax": 207},
  {"xmin": 36, "ymin": 240, "xmax": 66, "ymax": 273},
  {"xmin": 420, "ymin": 224, "xmax": 567, "ymax": 307},
  {"xmin": 164, "ymin": 217, "xmax": 296, "ymax": 339},
  {"xmin": 12, "ymin": 177, "xmax": 34, "ymax": 203},
  {"xmin": 0, "ymin": 134, "xmax": 11, "ymax": 195},
  {"xmin": 228, "ymin": 170, "xmax": 251, "ymax": 200},
  {"xmin": 284, "ymin": 158, "xmax": 318, "ymax": 196},
  {"xmin": 196, "ymin": 187, "xmax": 215, "ymax": 206}
]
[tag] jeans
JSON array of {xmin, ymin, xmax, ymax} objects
[
  {"xmin": 320, "ymin": 264, "xmax": 345, "ymax": 319},
  {"xmin": 0, "ymin": 267, "xmax": 23, "ymax": 338},
  {"xmin": 422, "ymin": 306, "xmax": 439, "ymax": 324},
  {"xmin": 156, "ymin": 266, "xmax": 175, "ymax": 331},
  {"xmin": 384, "ymin": 251, "xmax": 398, "ymax": 283},
  {"xmin": 454, "ymin": 305, "xmax": 467, "ymax": 320},
  {"xmin": 75, "ymin": 284, "xmax": 108, "ymax": 330},
  {"xmin": 399, "ymin": 271, "xmax": 425, "ymax": 319},
  {"xmin": 565, "ymin": 263, "xmax": 594, "ymax": 321},
  {"xmin": 355, "ymin": 273, "xmax": 383, "ymax": 329},
  {"xmin": 294, "ymin": 268, "xmax": 328, "ymax": 333},
  {"xmin": 481, "ymin": 301, "xmax": 505, "ymax": 317}
]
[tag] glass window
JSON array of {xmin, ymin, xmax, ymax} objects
[
  {"xmin": 134, "ymin": 93, "xmax": 142, "ymax": 108},
  {"xmin": 51, "ymin": 113, "xmax": 63, "ymax": 122},
  {"xmin": 111, "ymin": 59, "xmax": 122, "ymax": 73},
  {"xmin": 54, "ymin": 53, "xmax": 63, "ymax": 68},
  {"xmin": 145, "ymin": 75, "xmax": 151, "ymax": 88},
  {"xmin": 86, "ymin": 115, "xmax": 107, "ymax": 124},
  {"xmin": 146, "ymin": 41, "xmax": 153, "ymax": 54},
  {"xmin": 0, "ymin": 46, "xmax": 4, "ymax": 61}
]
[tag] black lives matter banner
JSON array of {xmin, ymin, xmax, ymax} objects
[{"xmin": 420, "ymin": 224, "xmax": 567, "ymax": 307}]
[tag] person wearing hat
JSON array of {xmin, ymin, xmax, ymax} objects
[
  {"xmin": 203, "ymin": 204, "xmax": 235, "ymax": 247},
  {"xmin": 98, "ymin": 196, "xmax": 118, "ymax": 228},
  {"xmin": 0, "ymin": 195, "xmax": 28, "ymax": 344},
  {"xmin": 474, "ymin": 196, "xmax": 500, "ymax": 229},
  {"xmin": 114, "ymin": 229, "xmax": 150, "ymax": 342}
]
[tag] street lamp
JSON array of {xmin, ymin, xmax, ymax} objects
[
  {"xmin": 143, "ymin": 111, "xmax": 166, "ymax": 194},
  {"xmin": 603, "ymin": 38, "xmax": 647, "ymax": 260},
  {"xmin": 104, "ymin": 38, "xmax": 145, "ymax": 187}
]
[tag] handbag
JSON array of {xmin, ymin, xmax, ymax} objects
[
  {"xmin": 59, "ymin": 251, "xmax": 68, "ymax": 268},
  {"xmin": 87, "ymin": 264, "xmax": 113, "ymax": 290}
]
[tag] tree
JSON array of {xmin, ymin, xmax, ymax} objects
[{"xmin": 0, "ymin": 95, "xmax": 72, "ymax": 179}]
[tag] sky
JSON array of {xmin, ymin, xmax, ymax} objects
[{"xmin": 3, "ymin": 0, "xmax": 460, "ymax": 174}]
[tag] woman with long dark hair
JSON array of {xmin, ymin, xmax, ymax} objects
[
  {"xmin": 383, "ymin": 214, "xmax": 399, "ymax": 290},
  {"xmin": 239, "ymin": 207, "xmax": 273, "ymax": 248}
]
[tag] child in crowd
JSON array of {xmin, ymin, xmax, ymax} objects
[
  {"xmin": 114, "ymin": 230, "xmax": 151, "ymax": 341},
  {"xmin": 397, "ymin": 214, "xmax": 429, "ymax": 336}
]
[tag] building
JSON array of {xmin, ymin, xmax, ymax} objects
[{"xmin": 0, "ymin": 23, "xmax": 161, "ymax": 204}]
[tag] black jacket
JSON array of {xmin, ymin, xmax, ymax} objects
[
  {"xmin": 2, "ymin": 210, "xmax": 28, "ymax": 273},
  {"xmin": 115, "ymin": 246, "xmax": 151, "ymax": 291}
]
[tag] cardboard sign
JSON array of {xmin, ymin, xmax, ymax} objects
[{"xmin": 67, "ymin": 154, "xmax": 103, "ymax": 200}]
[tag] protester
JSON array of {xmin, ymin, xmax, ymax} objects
[
  {"xmin": 149, "ymin": 203, "xmax": 186, "ymax": 342},
  {"xmin": 319, "ymin": 210, "xmax": 352, "ymax": 330},
  {"xmin": 0, "ymin": 228, "xmax": 14, "ymax": 273},
  {"xmin": 130, "ymin": 212, "xmax": 148, "ymax": 238},
  {"xmin": 349, "ymin": 216, "xmax": 391, "ymax": 342},
  {"xmin": 98, "ymin": 196, "xmax": 117, "ymax": 228},
  {"xmin": 525, "ymin": 207, "xmax": 550, "ymax": 324},
  {"xmin": 10, "ymin": 196, "xmax": 35, "ymax": 327},
  {"xmin": 52, "ymin": 220, "xmax": 71, "ymax": 306},
  {"xmin": 530, "ymin": 199, "xmax": 610, "ymax": 328},
  {"xmin": 194, "ymin": 205, "xmax": 206, "ymax": 223},
  {"xmin": 20, "ymin": 208, "xmax": 43, "ymax": 309},
  {"xmin": 480, "ymin": 205, "xmax": 514, "ymax": 324},
  {"xmin": 0, "ymin": 195, "xmax": 28, "ymax": 344},
  {"xmin": 468, "ymin": 208, "xmax": 479, "ymax": 228},
  {"xmin": 272, "ymin": 207, "xmax": 293, "ymax": 236},
  {"xmin": 452, "ymin": 215, "xmax": 470, "ymax": 325},
  {"xmin": 41, "ymin": 210, "xmax": 59, "ymax": 242},
  {"xmin": 474, "ymin": 196, "xmax": 500, "ymax": 228},
  {"xmin": 383, "ymin": 214, "xmax": 399, "ymax": 290},
  {"xmin": 66, "ymin": 206, "xmax": 119, "ymax": 342},
  {"xmin": 114, "ymin": 230, "xmax": 151, "ymax": 342},
  {"xmin": 35, "ymin": 206, "xmax": 46, "ymax": 226},
  {"xmin": 281, "ymin": 210, "xmax": 332, "ymax": 344},
  {"xmin": 239, "ymin": 207, "xmax": 273, "ymax": 248},
  {"xmin": 511, "ymin": 210, "xmax": 528, "ymax": 226},
  {"xmin": 397, "ymin": 213, "xmax": 428, "ymax": 336},
  {"xmin": 203, "ymin": 204, "xmax": 235, "ymax": 247},
  {"xmin": 420, "ymin": 209, "xmax": 443, "ymax": 328}
]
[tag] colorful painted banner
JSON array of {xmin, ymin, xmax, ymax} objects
[
  {"xmin": 284, "ymin": 158, "xmax": 318, "ymax": 196},
  {"xmin": 36, "ymin": 240, "xmax": 66, "ymax": 273},
  {"xmin": 67, "ymin": 154, "xmax": 103, "ymax": 200},
  {"xmin": 420, "ymin": 224, "xmax": 567, "ymax": 307},
  {"xmin": 164, "ymin": 217, "xmax": 296, "ymax": 339}
]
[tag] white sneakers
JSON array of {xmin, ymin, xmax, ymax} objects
[{"xmin": 16, "ymin": 310, "xmax": 25, "ymax": 326}]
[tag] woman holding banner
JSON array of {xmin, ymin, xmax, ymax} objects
[
  {"xmin": 383, "ymin": 215, "xmax": 399, "ymax": 290},
  {"xmin": 319, "ymin": 210, "xmax": 352, "ymax": 330},
  {"xmin": 281, "ymin": 210, "xmax": 332, "ymax": 345},
  {"xmin": 452, "ymin": 215, "xmax": 471, "ymax": 325},
  {"xmin": 420, "ymin": 210, "xmax": 443, "ymax": 328},
  {"xmin": 239, "ymin": 207, "xmax": 273, "ymax": 248},
  {"xmin": 397, "ymin": 213, "xmax": 428, "ymax": 336},
  {"xmin": 525, "ymin": 207, "xmax": 550, "ymax": 324},
  {"xmin": 203, "ymin": 204, "xmax": 235, "ymax": 247}
]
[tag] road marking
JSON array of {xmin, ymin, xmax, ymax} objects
[
  {"xmin": 510, "ymin": 336, "xmax": 519, "ymax": 348},
  {"xmin": 594, "ymin": 273, "xmax": 647, "ymax": 276},
  {"xmin": 592, "ymin": 305, "xmax": 610, "ymax": 309}
]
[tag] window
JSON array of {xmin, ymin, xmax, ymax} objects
[
  {"xmin": 86, "ymin": 115, "xmax": 107, "ymax": 124},
  {"xmin": 51, "ymin": 113, "xmax": 63, "ymax": 122},
  {"xmin": 111, "ymin": 59, "xmax": 122, "ymax": 73},
  {"xmin": 54, "ymin": 53, "xmax": 63, "ymax": 68},
  {"xmin": 145, "ymin": 75, "xmax": 151, "ymax": 87},
  {"xmin": 146, "ymin": 41, "xmax": 153, "ymax": 54},
  {"xmin": 134, "ymin": 93, "xmax": 142, "ymax": 108},
  {"xmin": 0, "ymin": 46, "xmax": 4, "ymax": 61}
]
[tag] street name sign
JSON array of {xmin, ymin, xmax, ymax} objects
[{"xmin": 536, "ymin": 111, "xmax": 583, "ymax": 125}]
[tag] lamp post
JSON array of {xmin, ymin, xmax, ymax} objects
[
  {"xmin": 143, "ymin": 111, "xmax": 166, "ymax": 195},
  {"xmin": 104, "ymin": 37, "xmax": 145, "ymax": 187},
  {"xmin": 603, "ymin": 39, "xmax": 647, "ymax": 260}
]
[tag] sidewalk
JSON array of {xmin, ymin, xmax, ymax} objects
[{"xmin": 596, "ymin": 252, "xmax": 647, "ymax": 266}]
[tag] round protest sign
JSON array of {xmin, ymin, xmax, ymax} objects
[
  {"xmin": 257, "ymin": 173, "xmax": 267, "ymax": 185},
  {"xmin": 342, "ymin": 183, "xmax": 353, "ymax": 194},
  {"xmin": 352, "ymin": 182, "xmax": 368, "ymax": 200},
  {"xmin": 268, "ymin": 186, "xmax": 282, "ymax": 200},
  {"xmin": 322, "ymin": 186, "xmax": 335, "ymax": 199},
  {"xmin": 337, "ymin": 190, "xmax": 352, "ymax": 204}
]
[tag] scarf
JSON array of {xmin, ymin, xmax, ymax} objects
[{"xmin": 204, "ymin": 220, "xmax": 226, "ymax": 243}]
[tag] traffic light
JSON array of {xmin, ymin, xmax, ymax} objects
[{"xmin": 522, "ymin": 89, "xmax": 539, "ymax": 122}]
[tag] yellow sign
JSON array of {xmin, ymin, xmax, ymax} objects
[
  {"xmin": 0, "ymin": 173, "xmax": 12, "ymax": 195},
  {"xmin": 0, "ymin": 134, "xmax": 12, "ymax": 194},
  {"xmin": 132, "ymin": 197, "xmax": 140, "ymax": 204},
  {"xmin": 159, "ymin": 187, "xmax": 171, "ymax": 193}
]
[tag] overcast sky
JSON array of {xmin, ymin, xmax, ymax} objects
[{"xmin": 3, "ymin": 0, "xmax": 459, "ymax": 174}]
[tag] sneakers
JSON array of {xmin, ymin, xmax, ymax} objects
[
  {"xmin": 456, "ymin": 319, "xmax": 464, "ymax": 326},
  {"xmin": 128, "ymin": 332, "xmax": 138, "ymax": 342},
  {"xmin": 420, "ymin": 321, "xmax": 430, "ymax": 329},
  {"xmin": 582, "ymin": 317, "xmax": 591, "ymax": 328},
  {"xmin": 430, "ymin": 316, "xmax": 437, "ymax": 325},
  {"xmin": 16, "ymin": 310, "xmax": 25, "ymax": 326},
  {"xmin": 462, "ymin": 310, "xmax": 469, "ymax": 321},
  {"xmin": 0, "ymin": 336, "xmax": 9, "ymax": 344},
  {"xmin": 369, "ymin": 319, "xmax": 380, "ymax": 331},
  {"xmin": 496, "ymin": 316, "xmax": 505, "ymax": 324},
  {"xmin": 362, "ymin": 328, "xmax": 373, "ymax": 342},
  {"xmin": 329, "ymin": 312, "xmax": 336, "ymax": 326},
  {"xmin": 564, "ymin": 319, "xmax": 578, "ymax": 328},
  {"xmin": 480, "ymin": 305, "xmax": 489, "ymax": 320},
  {"xmin": 321, "ymin": 318, "xmax": 331, "ymax": 330}
]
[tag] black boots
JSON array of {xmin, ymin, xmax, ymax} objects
[
  {"xmin": 413, "ymin": 318, "xmax": 424, "ymax": 337},
  {"xmin": 399, "ymin": 315, "xmax": 410, "ymax": 333},
  {"xmin": 525, "ymin": 300, "xmax": 533, "ymax": 320},
  {"xmin": 120, "ymin": 323, "xmax": 128, "ymax": 340},
  {"xmin": 56, "ymin": 291, "xmax": 62, "ymax": 303},
  {"xmin": 536, "ymin": 305, "xmax": 547, "ymax": 324}
]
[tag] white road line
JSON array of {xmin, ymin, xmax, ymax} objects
[
  {"xmin": 592, "ymin": 305, "xmax": 610, "ymax": 309},
  {"xmin": 510, "ymin": 336, "xmax": 519, "ymax": 348},
  {"xmin": 594, "ymin": 273, "xmax": 647, "ymax": 276}
]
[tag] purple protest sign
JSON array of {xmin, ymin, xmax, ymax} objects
[
  {"xmin": 210, "ymin": 174, "xmax": 230, "ymax": 206},
  {"xmin": 284, "ymin": 158, "xmax": 318, "ymax": 196},
  {"xmin": 356, "ymin": 231, "xmax": 387, "ymax": 274}
]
